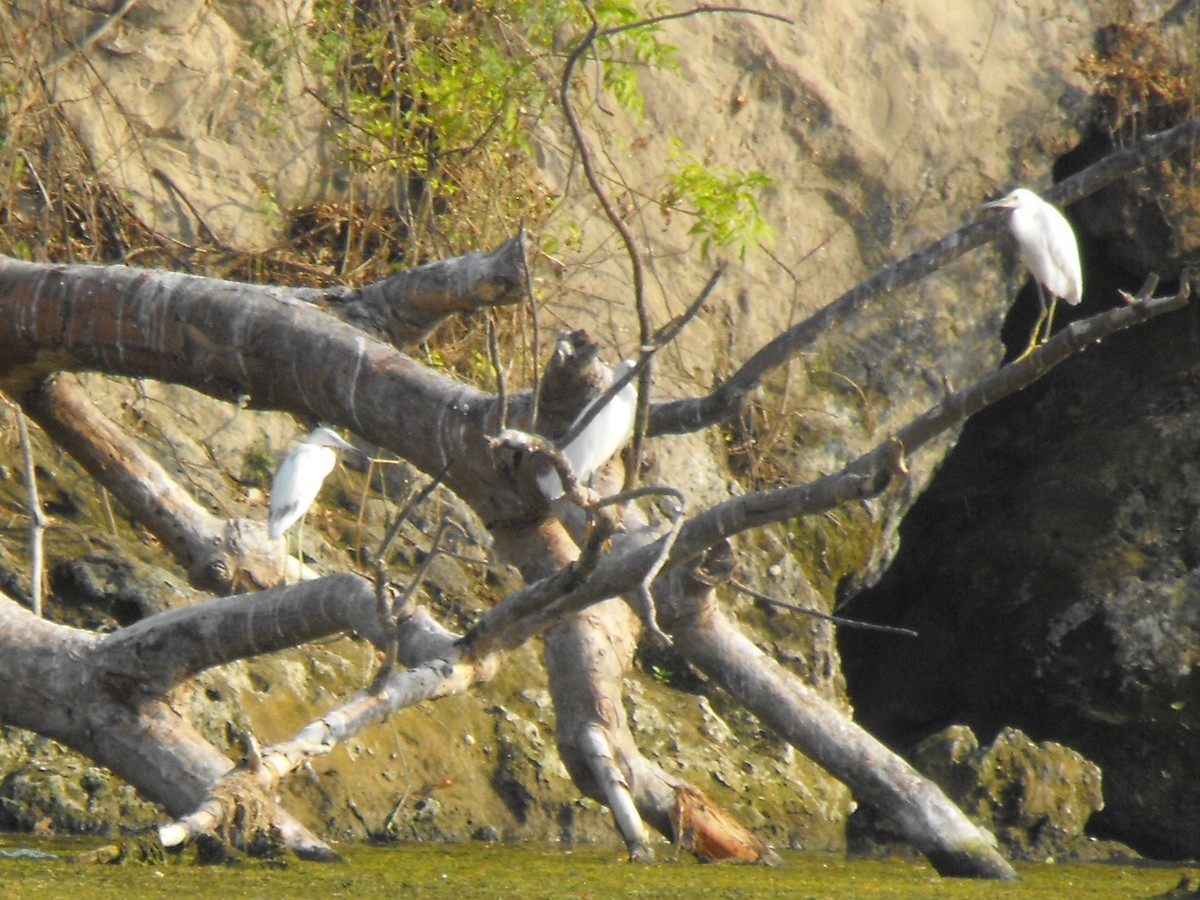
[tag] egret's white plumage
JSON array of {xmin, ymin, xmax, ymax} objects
[
  {"xmin": 982, "ymin": 188, "xmax": 1082, "ymax": 351},
  {"xmin": 538, "ymin": 358, "xmax": 638, "ymax": 500},
  {"xmin": 268, "ymin": 427, "xmax": 357, "ymax": 540}
]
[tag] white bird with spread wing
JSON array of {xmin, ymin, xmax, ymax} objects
[
  {"xmin": 981, "ymin": 188, "xmax": 1083, "ymax": 358},
  {"xmin": 538, "ymin": 358, "xmax": 638, "ymax": 501},
  {"xmin": 269, "ymin": 427, "xmax": 360, "ymax": 579}
]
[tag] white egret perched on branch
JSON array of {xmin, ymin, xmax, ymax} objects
[
  {"xmin": 269, "ymin": 427, "xmax": 361, "ymax": 580},
  {"xmin": 981, "ymin": 188, "xmax": 1082, "ymax": 358},
  {"xmin": 538, "ymin": 358, "xmax": 638, "ymax": 501}
]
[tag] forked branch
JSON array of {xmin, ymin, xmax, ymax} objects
[{"xmin": 649, "ymin": 113, "xmax": 1200, "ymax": 435}]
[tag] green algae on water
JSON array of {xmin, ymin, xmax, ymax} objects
[{"xmin": 0, "ymin": 834, "xmax": 1195, "ymax": 899}]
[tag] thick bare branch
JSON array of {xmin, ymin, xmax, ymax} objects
[
  {"xmin": 311, "ymin": 230, "xmax": 528, "ymax": 349},
  {"xmin": 0, "ymin": 590, "xmax": 338, "ymax": 859},
  {"xmin": 465, "ymin": 280, "xmax": 1195, "ymax": 659},
  {"xmin": 0, "ymin": 254, "xmax": 531, "ymax": 524},
  {"xmin": 649, "ymin": 112, "xmax": 1200, "ymax": 435},
  {"xmin": 90, "ymin": 573, "xmax": 395, "ymax": 692},
  {"xmin": 667, "ymin": 588, "xmax": 1016, "ymax": 879}
]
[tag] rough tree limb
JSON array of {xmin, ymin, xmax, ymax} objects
[
  {"xmin": 649, "ymin": 111, "xmax": 1200, "ymax": 435},
  {"xmin": 0, "ymin": 248, "xmax": 535, "ymax": 526},
  {"xmin": 309, "ymin": 230, "xmax": 528, "ymax": 348},
  {"xmin": 461, "ymin": 279, "xmax": 1194, "ymax": 662},
  {"xmin": 663, "ymin": 582, "xmax": 1015, "ymax": 879},
  {"xmin": 0, "ymin": 589, "xmax": 339, "ymax": 860},
  {"xmin": 0, "ymin": 566, "xmax": 453, "ymax": 857},
  {"xmin": 3, "ymin": 233, "xmax": 532, "ymax": 596}
]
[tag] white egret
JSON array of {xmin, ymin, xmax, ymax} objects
[
  {"xmin": 981, "ymin": 188, "xmax": 1082, "ymax": 357},
  {"xmin": 268, "ymin": 427, "xmax": 359, "ymax": 579},
  {"xmin": 538, "ymin": 358, "xmax": 638, "ymax": 501}
]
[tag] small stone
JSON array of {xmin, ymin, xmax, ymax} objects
[
  {"xmin": 471, "ymin": 825, "xmax": 500, "ymax": 842},
  {"xmin": 413, "ymin": 798, "xmax": 441, "ymax": 823}
]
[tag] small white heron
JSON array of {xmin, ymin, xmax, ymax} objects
[
  {"xmin": 268, "ymin": 427, "xmax": 359, "ymax": 579},
  {"xmin": 538, "ymin": 358, "xmax": 638, "ymax": 501},
  {"xmin": 981, "ymin": 188, "xmax": 1082, "ymax": 357}
]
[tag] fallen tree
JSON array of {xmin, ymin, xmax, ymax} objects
[
  {"xmin": 0, "ymin": 109, "xmax": 1197, "ymax": 879},
  {"xmin": 1, "ymin": 0, "xmax": 1199, "ymax": 870}
]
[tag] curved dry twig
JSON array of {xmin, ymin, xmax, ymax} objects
[
  {"xmin": 559, "ymin": 3, "xmax": 654, "ymax": 491},
  {"xmin": 373, "ymin": 460, "xmax": 454, "ymax": 568},
  {"xmin": 559, "ymin": 5, "xmax": 789, "ymax": 492},
  {"xmin": 371, "ymin": 516, "xmax": 460, "ymax": 691},
  {"xmin": 595, "ymin": 484, "xmax": 688, "ymax": 644}
]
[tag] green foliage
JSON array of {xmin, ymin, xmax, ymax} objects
[
  {"xmin": 306, "ymin": 0, "xmax": 678, "ymax": 259},
  {"xmin": 0, "ymin": 0, "xmax": 774, "ymax": 359},
  {"xmin": 589, "ymin": 0, "xmax": 679, "ymax": 119},
  {"xmin": 308, "ymin": 0, "xmax": 557, "ymax": 258},
  {"xmin": 241, "ymin": 443, "xmax": 276, "ymax": 488},
  {"xmin": 660, "ymin": 139, "xmax": 774, "ymax": 261}
]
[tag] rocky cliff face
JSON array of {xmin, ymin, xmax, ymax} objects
[
  {"xmin": 1, "ymin": 0, "xmax": 1197, "ymax": 859},
  {"xmin": 844, "ymin": 231, "xmax": 1200, "ymax": 858}
]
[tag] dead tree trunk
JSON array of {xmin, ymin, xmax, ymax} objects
[{"xmin": 0, "ymin": 209, "xmax": 1192, "ymax": 878}]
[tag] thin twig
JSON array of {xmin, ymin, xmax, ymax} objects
[
  {"xmin": 150, "ymin": 168, "xmax": 230, "ymax": 250},
  {"xmin": 17, "ymin": 150, "xmax": 52, "ymax": 215},
  {"xmin": 523, "ymin": 223, "xmax": 543, "ymax": 428},
  {"xmin": 635, "ymin": 487, "xmax": 686, "ymax": 644},
  {"xmin": 42, "ymin": 0, "xmax": 140, "ymax": 76},
  {"xmin": 730, "ymin": 578, "xmax": 917, "ymax": 637},
  {"xmin": 560, "ymin": 3, "xmax": 652, "ymax": 490},
  {"xmin": 374, "ymin": 461, "xmax": 454, "ymax": 569},
  {"xmin": 487, "ymin": 312, "xmax": 508, "ymax": 429},
  {"xmin": 99, "ymin": 486, "xmax": 118, "ymax": 537},
  {"xmin": 558, "ymin": 267, "xmax": 725, "ymax": 450},
  {"xmin": 598, "ymin": 5, "xmax": 793, "ymax": 39},
  {"xmin": 559, "ymin": 4, "xmax": 790, "ymax": 487},
  {"xmin": 371, "ymin": 517, "xmax": 459, "ymax": 692}
]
